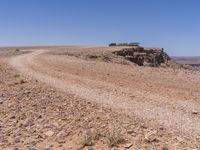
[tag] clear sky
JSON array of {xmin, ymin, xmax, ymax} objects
[{"xmin": 0, "ymin": 0, "xmax": 199, "ymax": 56}]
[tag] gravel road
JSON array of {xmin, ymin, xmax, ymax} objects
[{"xmin": 9, "ymin": 48, "xmax": 200, "ymax": 141}]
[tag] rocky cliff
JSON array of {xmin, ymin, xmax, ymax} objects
[{"xmin": 113, "ymin": 46, "xmax": 171, "ymax": 67}]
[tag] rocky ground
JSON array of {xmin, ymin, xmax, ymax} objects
[{"xmin": 0, "ymin": 47, "xmax": 200, "ymax": 150}]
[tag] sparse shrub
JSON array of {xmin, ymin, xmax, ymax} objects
[
  {"xmin": 79, "ymin": 128, "xmax": 126, "ymax": 148},
  {"xmin": 105, "ymin": 129, "xmax": 126, "ymax": 147},
  {"xmin": 109, "ymin": 43, "xmax": 117, "ymax": 46},
  {"xmin": 79, "ymin": 129, "xmax": 99, "ymax": 147},
  {"xmin": 15, "ymin": 49, "xmax": 20, "ymax": 52}
]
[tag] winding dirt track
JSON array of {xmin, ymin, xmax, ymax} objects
[{"xmin": 9, "ymin": 48, "xmax": 200, "ymax": 140}]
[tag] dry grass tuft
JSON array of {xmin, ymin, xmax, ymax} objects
[
  {"xmin": 79, "ymin": 129, "xmax": 99, "ymax": 147},
  {"xmin": 79, "ymin": 128, "xmax": 126, "ymax": 148},
  {"xmin": 105, "ymin": 129, "xmax": 126, "ymax": 147}
]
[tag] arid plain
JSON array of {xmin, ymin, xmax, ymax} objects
[{"xmin": 0, "ymin": 46, "xmax": 200, "ymax": 150}]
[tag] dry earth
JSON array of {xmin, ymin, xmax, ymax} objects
[{"xmin": 1, "ymin": 46, "xmax": 200, "ymax": 150}]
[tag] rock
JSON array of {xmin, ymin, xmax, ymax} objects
[
  {"xmin": 44, "ymin": 130, "xmax": 55, "ymax": 137},
  {"xmin": 127, "ymin": 130, "xmax": 134, "ymax": 134},
  {"xmin": 15, "ymin": 137, "xmax": 21, "ymax": 143},
  {"xmin": 10, "ymin": 115, "xmax": 16, "ymax": 119},
  {"xmin": 7, "ymin": 103, "xmax": 12, "ymax": 108},
  {"xmin": 88, "ymin": 146, "xmax": 94, "ymax": 150},
  {"xmin": 57, "ymin": 136, "xmax": 65, "ymax": 144},
  {"xmin": 127, "ymin": 130, "xmax": 137, "ymax": 137},
  {"xmin": 162, "ymin": 146, "xmax": 169, "ymax": 150},
  {"xmin": 192, "ymin": 110, "xmax": 198, "ymax": 114},
  {"xmin": 24, "ymin": 90, "xmax": 31, "ymax": 95},
  {"xmin": 36, "ymin": 134, "xmax": 45, "ymax": 139},
  {"xmin": 20, "ymin": 79, "xmax": 26, "ymax": 84},
  {"xmin": 26, "ymin": 140, "xmax": 37, "ymax": 148},
  {"xmin": 36, "ymin": 114, "xmax": 42, "ymax": 119},
  {"xmin": 23, "ymin": 119, "xmax": 34, "ymax": 127},
  {"xmin": 13, "ymin": 147, "xmax": 18, "ymax": 150},
  {"xmin": 140, "ymin": 123, "xmax": 148, "ymax": 129},
  {"xmin": 45, "ymin": 145, "xmax": 53, "ymax": 150},
  {"xmin": 176, "ymin": 137, "xmax": 184, "ymax": 143},
  {"xmin": 113, "ymin": 46, "xmax": 171, "ymax": 67},
  {"xmin": 56, "ymin": 131, "xmax": 68, "ymax": 144},
  {"xmin": 144, "ymin": 131, "xmax": 157, "ymax": 142},
  {"xmin": 124, "ymin": 143, "xmax": 133, "ymax": 149}
]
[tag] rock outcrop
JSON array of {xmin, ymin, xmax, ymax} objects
[{"xmin": 113, "ymin": 46, "xmax": 171, "ymax": 67}]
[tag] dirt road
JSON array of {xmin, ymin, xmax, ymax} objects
[{"xmin": 9, "ymin": 48, "xmax": 200, "ymax": 141}]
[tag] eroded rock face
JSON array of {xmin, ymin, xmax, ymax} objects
[{"xmin": 113, "ymin": 46, "xmax": 171, "ymax": 67}]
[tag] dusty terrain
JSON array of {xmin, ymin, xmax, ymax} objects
[{"xmin": 1, "ymin": 46, "xmax": 200, "ymax": 150}]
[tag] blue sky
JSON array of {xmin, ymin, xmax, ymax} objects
[{"xmin": 0, "ymin": 0, "xmax": 199, "ymax": 56}]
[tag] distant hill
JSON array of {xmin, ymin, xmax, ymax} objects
[
  {"xmin": 172, "ymin": 57, "xmax": 200, "ymax": 70},
  {"xmin": 172, "ymin": 56, "xmax": 200, "ymax": 65}
]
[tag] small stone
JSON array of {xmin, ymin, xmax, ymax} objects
[
  {"xmin": 145, "ymin": 131, "xmax": 157, "ymax": 142},
  {"xmin": 24, "ymin": 90, "xmax": 31, "ymax": 94},
  {"xmin": 14, "ymin": 82, "xmax": 19, "ymax": 85},
  {"xmin": 192, "ymin": 111, "xmax": 198, "ymax": 114},
  {"xmin": 27, "ymin": 140, "xmax": 37, "ymax": 148},
  {"xmin": 45, "ymin": 145, "xmax": 53, "ymax": 150},
  {"xmin": 159, "ymin": 126, "xmax": 164, "ymax": 130},
  {"xmin": 127, "ymin": 130, "xmax": 134, "ymax": 134},
  {"xmin": 23, "ymin": 119, "xmax": 34, "ymax": 127},
  {"xmin": 162, "ymin": 146, "xmax": 169, "ymax": 150},
  {"xmin": 42, "ymin": 106, "xmax": 46, "ymax": 109},
  {"xmin": 176, "ymin": 137, "xmax": 184, "ymax": 143},
  {"xmin": 37, "ymin": 114, "xmax": 42, "ymax": 119},
  {"xmin": 36, "ymin": 134, "xmax": 45, "ymax": 139},
  {"xmin": 124, "ymin": 143, "xmax": 133, "ymax": 149},
  {"xmin": 10, "ymin": 115, "xmax": 16, "ymax": 119},
  {"xmin": 127, "ymin": 130, "xmax": 137, "ymax": 137},
  {"xmin": 57, "ymin": 137, "xmax": 65, "ymax": 144},
  {"xmin": 8, "ymin": 103, "xmax": 12, "ymax": 107},
  {"xmin": 141, "ymin": 123, "xmax": 148, "ymax": 129},
  {"xmin": 13, "ymin": 147, "xmax": 18, "ymax": 150},
  {"xmin": 20, "ymin": 79, "xmax": 26, "ymax": 84},
  {"xmin": 45, "ymin": 130, "xmax": 55, "ymax": 137},
  {"xmin": 15, "ymin": 137, "xmax": 20, "ymax": 143},
  {"xmin": 57, "ymin": 132, "xmax": 67, "ymax": 144},
  {"xmin": 88, "ymin": 146, "xmax": 94, "ymax": 150},
  {"xmin": 0, "ymin": 101, "xmax": 3, "ymax": 104}
]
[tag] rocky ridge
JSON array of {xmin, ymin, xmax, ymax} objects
[{"xmin": 113, "ymin": 46, "xmax": 171, "ymax": 67}]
